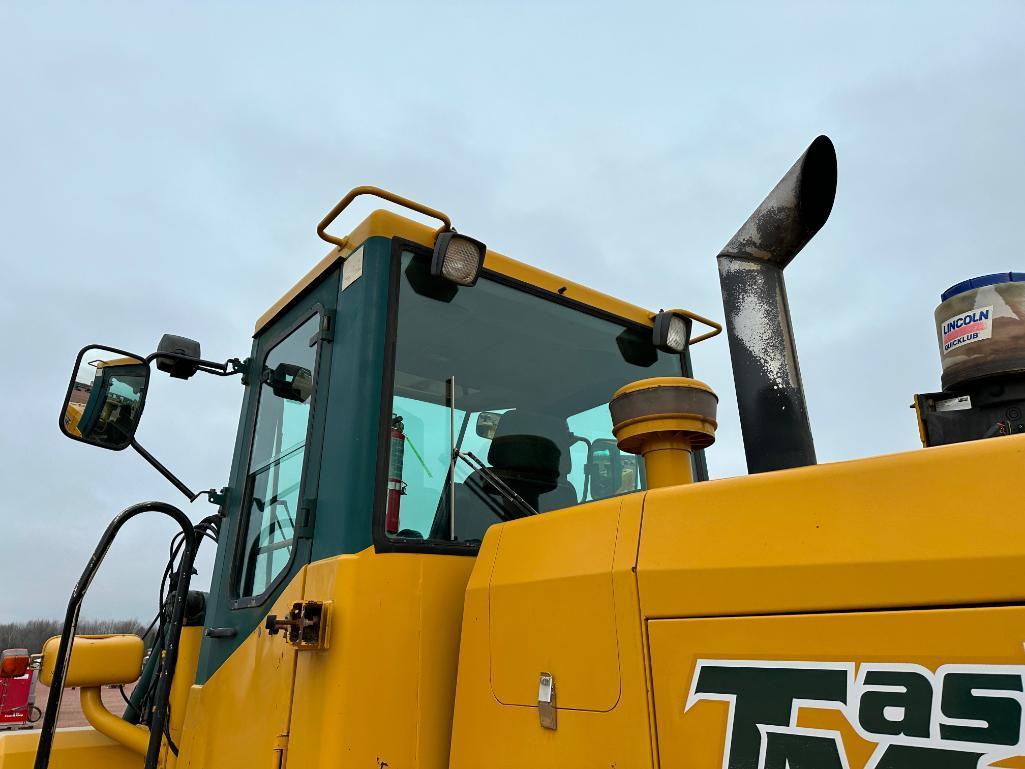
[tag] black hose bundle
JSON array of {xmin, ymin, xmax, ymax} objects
[{"xmin": 123, "ymin": 514, "xmax": 220, "ymax": 750}]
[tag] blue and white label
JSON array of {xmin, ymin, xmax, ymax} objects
[{"xmin": 941, "ymin": 306, "xmax": 993, "ymax": 353}]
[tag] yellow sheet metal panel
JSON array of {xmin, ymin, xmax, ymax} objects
[
  {"xmin": 167, "ymin": 626, "xmax": 203, "ymax": 755},
  {"xmin": 638, "ymin": 434, "xmax": 1025, "ymax": 618},
  {"xmin": 488, "ymin": 498, "xmax": 622, "ymax": 710},
  {"xmin": 285, "ymin": 548, "xmax": 475, "ymax": 769},
  {"xmin": 254, "ymin": 209, "xmax": 662, "ymax": 334},
  {"xmin": 172, "ymin": 686, "xmax": 205, "ymax": 769},
  {"xmin": 39, "ymin": 634, "xmax": 144, "ymax": 688},
  {"xmin": 649, "ymin": 606, "xmax": 1025, "ymax": 769},
  {"xmin": 449, "ymin": 494, "xmax": 656, "ymax": 769},
  {"xmin": 0, "ymin": 727, "xmax": 141, "ymax": 769},
  {"xmin": 174, "ymin": 568, "xmax": 306, "ymax": 769}
]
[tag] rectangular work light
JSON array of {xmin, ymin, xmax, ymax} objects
[
  {"xmin": 431, "ymin": 232, "xmax": 486, "ymax": 287},
  {"xmin": 652, "ymin": 310, "xmax": 693, "ymax": 354}
]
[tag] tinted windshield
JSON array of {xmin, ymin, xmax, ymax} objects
[{"xmin": 384, "ymin": 249, "xmax": 685, "ymax": 546}]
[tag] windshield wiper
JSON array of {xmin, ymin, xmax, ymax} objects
[
  {"xmin": 455, "ymin": 450, "xmax": 537, "ymax": 520},
  {"xmin": 446, "ymin": 375, "xmax": 537, "ymax": 539}
]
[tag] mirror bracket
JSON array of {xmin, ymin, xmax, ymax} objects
[
  {"xmin": 205, "ymin": 487, "xmax": 228, "ymax": 509},
  {"xmin": 146, "ymin": 351, "xmax": 244, "ymax": 380},
  {"xmin": 130, "ymin": 439, "xmax": 198, "ymax": 502},
  {"xmin": 238, "ymin": 357, "xmax": 255, "ymax": 386}
]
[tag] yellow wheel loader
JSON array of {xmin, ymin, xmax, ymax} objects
[{"xmin": 8, "ymin": 136, "xmax": 1025, "ymax": 769}]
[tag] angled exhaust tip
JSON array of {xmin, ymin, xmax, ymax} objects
[
  {"xmin": 720, "ymin": 135, "xmax": 837, "ymax": 268},
  {"xmin": 717, "ymin": 136, "xmax": 837, "ymax": 474}
]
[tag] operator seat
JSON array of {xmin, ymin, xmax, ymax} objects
[
  {"xmin": 433, "ymin": 410, "xmax": 579, "ymax": 542},
  {"xmin": 489, "ymin": 410, "xmax": 578, "ymax": 513}
]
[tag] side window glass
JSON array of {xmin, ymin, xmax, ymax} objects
[
  {"xmin": 237, "ymin": 314, "xmax": 320, "ymax": 599},
  {"xmin": 566, "ymin": 403, "xmax": 639, "ymax": 501}
]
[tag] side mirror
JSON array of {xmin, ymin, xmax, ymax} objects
[
  {"xmin": 61, "ymin": 346, "xmax": 150, "ymax": 451},
  {"xmin": 476, "ymin": 411, "xmax": 502, "ymax": 439},
  {"xmin": 263, "ymin": 363, "xmax": 314, "ymax": 403},
  {"xmin": 586, "ymin": 438, "xmax": 638, "ymax": 500}
]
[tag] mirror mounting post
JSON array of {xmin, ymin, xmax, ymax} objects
[{"xmin": 130, "ymin": 439, "xmax": 198, "ymax": 502}]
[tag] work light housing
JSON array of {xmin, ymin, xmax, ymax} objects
[
  {"xmin": 431, "ymin": 232, "xmax": 486, "ymax": 287},
  {"xmin": 652, "ymin": 310, "xmax": 692, "ymax": 354}
]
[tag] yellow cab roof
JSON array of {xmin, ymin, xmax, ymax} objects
[{"xmin": 256, "ymin": 208, "xmax": 659, "ymax": 335}]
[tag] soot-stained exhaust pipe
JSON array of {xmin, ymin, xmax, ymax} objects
[{"xmin": 717, "ymin": 135, "xmax": 837, "ymax": 474}]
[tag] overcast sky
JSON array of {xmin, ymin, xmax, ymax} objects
[{"xmin": 2, "ymin": 1, "xmax": 1023, "ymax": 622}]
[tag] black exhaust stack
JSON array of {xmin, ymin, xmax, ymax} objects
[{"xmin": 717, "ymin": 135, "xmax": 837, "ymax": 474}]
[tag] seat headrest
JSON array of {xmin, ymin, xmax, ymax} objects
[
  {"xmin": 488, "ymin": 434, "xmax": 561, "ymax": 481},
  {"xmin": 490, "ymin": 409, "xmax": 572, "ymax": 475}
]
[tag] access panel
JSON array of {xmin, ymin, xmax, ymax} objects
[{"xmin": 649, "ymin": 606, "xmax": 1025, "ymax": 769}]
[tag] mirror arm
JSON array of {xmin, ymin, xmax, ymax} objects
[
  {"xmin": 144, "ymin": 352, "xmax": 244, "ymax": 378},
  {"xmin": 130, "ymin": 439, "xmax": 198, "ymax": 502}
]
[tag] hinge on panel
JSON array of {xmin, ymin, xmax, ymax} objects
[
  {"xmin": 538, "ymin": 672, "xmax": 557, "ymax": 730},
  {"xmin": 265, "ymin": 600, "xmax": 330, "ymax": 651},
  {"xmin": 309, "ymin": 310, "xmax": 335, "ymax": 346}
]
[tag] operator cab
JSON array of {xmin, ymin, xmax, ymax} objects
[{"xmin": 384, "ymin": 245, "xmax": 692, "ymax": 548}]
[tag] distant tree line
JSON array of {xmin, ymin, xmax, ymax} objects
[{"xmin": 0, "ymin": 619, "xmax": 147, "ymax": 654}]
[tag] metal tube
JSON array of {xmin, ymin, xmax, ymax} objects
[
  {"xmin": 448, "ymin": 376, "xmax": 456, "ymax": 541},
  {"xmin": 79, "ymin": 687, "xmax": 148, "ymax": 755},
  {"xmin": 131, "ymin": 439, "xmax": 197, "ymax": 501},
  {"xmin": 317, "ymin": 185, "xmax": 452, "ymax": 249},
  {"xmin": 716, "ymin": 135, "xmax": 837, "ymax": 474},
  {"xmin": 718, "ymin": 259, "xmax": 815, "ymax": 472}
]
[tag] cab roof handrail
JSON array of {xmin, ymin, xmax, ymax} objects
[{"xmin": 317, "ymin": 185, "xmax": 452, "ymax": 250}]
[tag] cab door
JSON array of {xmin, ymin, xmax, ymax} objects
[{"xmin": 183, "ymin": 268, "xmax": 338, "ymax": 769}]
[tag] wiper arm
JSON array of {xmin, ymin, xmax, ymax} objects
[
  {"xmin": 455, "ymin": 450, "xmax": 537, "ymax": 520},
  {"xmin": 444, "ymin": 374, "xmax": 536, "ymax": 539}
]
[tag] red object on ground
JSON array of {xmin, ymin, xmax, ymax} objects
[
  {"xmin": 0, "ymin": 648, "xmax": 39, "ymax": 730},
  {"xmin": 0, "ymin": 674, "xmax": 34, "ymax": 727}
]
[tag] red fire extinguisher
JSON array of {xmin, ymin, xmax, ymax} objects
[{"xmin": 386, "ymin": 415, "xmax": 406, "ymax": 535}]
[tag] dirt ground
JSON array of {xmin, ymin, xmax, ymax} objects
[{"xmin": 26, "ymin": 682, "xmax": 136, "ymax": 729}]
